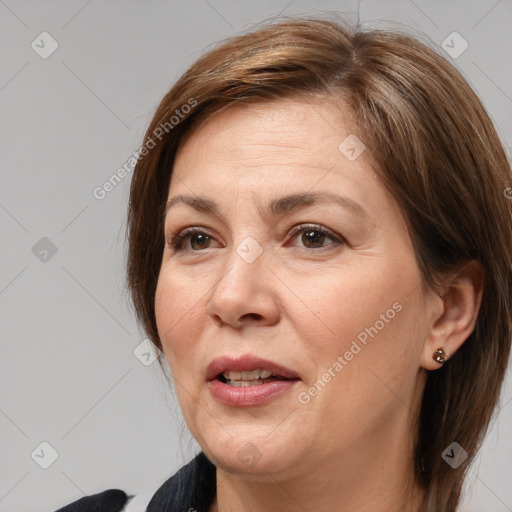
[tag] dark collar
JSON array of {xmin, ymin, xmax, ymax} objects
[{"xmin": 146, "ymin": 452, "xmax": 216, "ymax": 512}]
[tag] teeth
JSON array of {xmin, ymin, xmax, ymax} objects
[
  {"xmin": 228, "ymin": 379, "xmax": 264, "ymax": 387},
  {"xmin": 242, "ymin": 370, "xmax": 259, "ymax": 380},
  {"xmin": 224, "ymin": 370, "xmax": 242, "ymax": 380},
  {"xmin": 222, "ymin": 369, "xmax": 274, "ymax": 381}
]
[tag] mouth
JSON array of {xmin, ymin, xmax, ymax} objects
[
  {"xmin": 206, "ymin": 354, "xmax": 300, "ymax": 383},
  {"xmin": 217, "ymin": 368, "xmax": 296, "ymax": 387},
  {"xmin": 206, "ymin": 355, "xmax": 301, "ymax": 407}
]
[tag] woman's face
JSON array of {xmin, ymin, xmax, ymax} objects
[{"xmin": 155, "ymin": 97, "xmax": 437, "ymax": 480}]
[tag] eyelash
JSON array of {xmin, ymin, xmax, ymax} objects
[{"xmin": 166, "ymin": 223, "xmax": 345, "ymax": 252}]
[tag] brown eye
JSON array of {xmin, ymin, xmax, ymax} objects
[
  {"xmin": 300, "ymin": 229, "xmax": 328, "ymax": 249},
  {"xmin": 189, "ymin": 233, "xmax": 211, "ymax": 250},
  {"xmin": 289, "ymin": 224, "xmax": 344, "ymax": 250},
  {"xmin": 168, "ymin": 228, "xmax": 218, "ymax": 252}
]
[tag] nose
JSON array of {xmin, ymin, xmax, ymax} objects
[{"xmin": 206, "ymin": 244, "xmax": 280, "ymax": 329}]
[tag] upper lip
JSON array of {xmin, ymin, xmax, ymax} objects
[{"xmin": 206, "ymin": 354, "xmax": 300, "ymax": 381}]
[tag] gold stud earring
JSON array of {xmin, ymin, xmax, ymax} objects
[{"xmin": 432, "ymin": 347, "xmax": 447, "ymax": 364}]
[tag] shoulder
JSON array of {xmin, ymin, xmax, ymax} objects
[
  {"xmin": 53, "ymin": 452, "xmax": 216, "ymax": 512},
  {"xmin": 147, "ymin": 451, "xmax": 216, "ymax": 511},
  {"xmin": 53, "ymin": 489, "xmax": 130, "ymax": 512}
]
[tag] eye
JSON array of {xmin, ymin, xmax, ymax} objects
[
  {"xmin": 166, "ymin": 223, "xmax": 345, "ymax": 253},
  {"xmin": 287, "ymin": 223, "xmax": 344, "ymax": 250},
  {"xmin": 167, "ymin": 227, "xmax": 219, "ymax": 252}
]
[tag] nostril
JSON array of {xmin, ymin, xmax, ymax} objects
[
  {"xmin": 242, "ymin": 313, "xmax": 263, "ymax": 321},
  {"xmin": 211, "ymin": 315, "xmax": 224, "ymax": 327}
]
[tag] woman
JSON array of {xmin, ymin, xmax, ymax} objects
[{"xmin": 55, "ymin": 16, "xmax": 512, "ymax": 512}]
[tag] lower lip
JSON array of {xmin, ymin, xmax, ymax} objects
[{"xmin": 208, "ymin": 379, "xmax": 299, "ymax": 407}]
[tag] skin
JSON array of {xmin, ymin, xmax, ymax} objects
[{"xmin": 154, "ymin": 97, "xmax": 483, "ymax": 512}]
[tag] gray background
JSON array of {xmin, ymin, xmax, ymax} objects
[{"xmin": 1, "ymin": 1, "xmax": 511, "ymax": 511}]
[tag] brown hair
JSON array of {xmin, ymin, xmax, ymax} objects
[{"xmin": 126, "ymin": 16, "xmax": 512, "ymax": 511}]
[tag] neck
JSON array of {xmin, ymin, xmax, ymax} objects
[{"xmin": 209, "ymin": 417, "xmax": 425, "ymax": 512}]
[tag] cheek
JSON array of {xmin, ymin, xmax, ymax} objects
[
  {"xmin": 298, "ymin": 308, "xmax": 424, "ymax": 451},
  {"xmin": 296, "ymin": 256, "xmax": 425, "ymax": 402},
  {"xmin": 154, "ymin": 270, "xmax": 204, "ymax": 374},
  {"xmin": 154, "ymin": 271, "xmax": 210, "ymax": 433},
  {"xmin": 293, "ymin": 260, "xmax": 414, "ymax": 356}
]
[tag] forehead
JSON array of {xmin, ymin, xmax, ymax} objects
[
  {"xmin": 167, "ymin": 98, "xmax": 399, "ymax": 217},
  {"xmin": 171, "ymin": 97, "xmax": 368, "ymax": 182}
]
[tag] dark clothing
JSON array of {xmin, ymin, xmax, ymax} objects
[
  {"xmin": 54, "ymin": 452, "xmax": 216, "ymax": 512},
  {"xmin": 54, "ymin": 490, "xmax": 128, "ymax": 512}
]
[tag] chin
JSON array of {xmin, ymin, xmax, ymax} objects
[{"xmin": 199, "ymin": 427, "xmax": 303, "ymax": 479}]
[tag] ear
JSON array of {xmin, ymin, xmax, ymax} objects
[{"xmin": 420, "ymin": 260, "xmax": 484, "ymax": 371}]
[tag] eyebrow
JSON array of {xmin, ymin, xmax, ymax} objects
[{"xmin": 164, "ymin": 192, "xmax": 368, "ymax": 220}]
